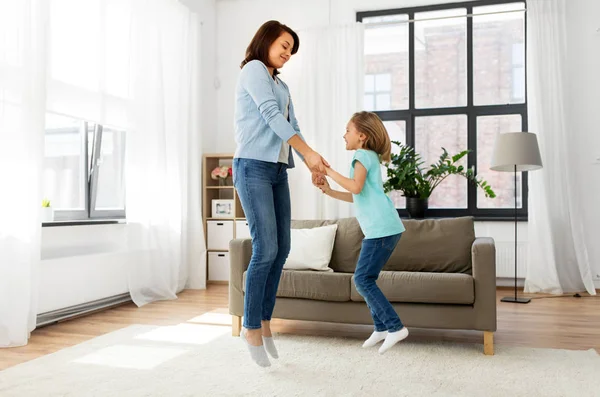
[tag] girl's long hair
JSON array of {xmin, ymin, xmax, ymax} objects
[{"xmin": 350, "ymin": 111, "xmax": 392, "ymax": 163}]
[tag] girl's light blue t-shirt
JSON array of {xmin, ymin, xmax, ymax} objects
[{"xmin": 350, "ymin": 149, "xmax": 405, "ymax": 239}]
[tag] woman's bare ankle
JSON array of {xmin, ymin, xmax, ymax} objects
[
  {"xmin": 244, "ymin": 328, "xmax": 263, "ymax": 346},
  {"xmin": 261, "ymin": 321, "xmax": 272, "ymax": 337}
]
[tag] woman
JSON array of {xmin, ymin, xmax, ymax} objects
[{"xmin": 233, "ymin": 20, "xmax": 328, "ymax": 367}]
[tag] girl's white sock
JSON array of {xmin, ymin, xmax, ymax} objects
[
  {"xmin": 378, "ymin": 327, "xmax": 409, "ymax": 354},
  {"xmin": 362, "ymin": 330, "xmax": 388, "ymax": 348}
]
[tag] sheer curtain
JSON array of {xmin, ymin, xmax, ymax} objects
[
  {"xmin": 0, "ymin": 0, "xmax": 204, "ymax": 348},
  {"xmin": 125, "ymin": 0, "xmax": 205, "ymax": 305},
  {"xmin": 0, "ymin": 0, "xmax": 48, "ymax": 347},
  {"xmin": 525, "ymin": 0, "xmax": 596, "ymax": 295},
  {"xmin": 46, "ymin": 0, "xmax": 132, "ymax": 128},
  {"xmin": 46, "ymin": 0, "xmax": 205, "ymax": 305},
  {"xmin": 284, "ymin": 23, "xmax": 364, "ymax": 220}
]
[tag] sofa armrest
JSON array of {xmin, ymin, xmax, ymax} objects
[
  {"xmin": 229, "ymin": 238, "xmax": 252, "ymax": 316},
  {"xmin": 471, "ymin": 237, "xmax": 497, "ymax": 331}
]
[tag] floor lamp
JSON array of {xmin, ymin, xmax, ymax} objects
[{"xmin": 490, "ymin": 132, "xmax": 543, "ymax": 304}]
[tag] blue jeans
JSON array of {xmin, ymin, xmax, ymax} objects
[
  {"xmin": 233, "ymin": 158, "xmax": 291, "ymax": 330},
  {"xmin": 354, "ymin": 233, "xmax": 404, "ymax": 332}
]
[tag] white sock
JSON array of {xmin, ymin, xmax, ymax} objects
[
  {"xmin": 378, "ymin": 327, "xmax": 409, "ymax": 355},
  {"xmin": 262, "ymin": 336, "xmax": 279, "ymax": 359},
  {"xmin": 362, "ymin": 331, "xmax": 388, "ymax": 348},
  {"xmin": 241, "ymin": 330, "xmax": 271, "ymax": 367}
]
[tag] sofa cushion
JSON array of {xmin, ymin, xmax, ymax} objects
[
  {"xmin": 292, "ymin": 218, "xmax": 363, "ymax": 273},
  {"xmin": 243, "ymin": 270, "xmax": 352, "ymax": 302},
  {"xmin": 284, "ymin": 224, "xmax": 338, "ymax": 272},
  {"xmin": 350, "ymin": 271, "xmax": 474, "ymax": 304},
  {"xmin": 384, "ymin": 217, "xmax": 475, "ymax": 274}
]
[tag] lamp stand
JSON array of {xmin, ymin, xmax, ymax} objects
[{"xmin": 501, "ymin": 165, "xmax": 531, "ymax": 304}]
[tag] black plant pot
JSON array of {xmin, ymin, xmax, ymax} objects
[{"xmin": 406, "ymin": 197, "xmax": 428, "ymax": 219}]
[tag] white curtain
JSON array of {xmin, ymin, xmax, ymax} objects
[
  {"xmin": 525, "ymin": 0, "xmax": 596, "ymax": 295},
  {"xmin": 0, "ymin": 0, "xmax": 48, "ymax": 347},
  {"xmin": 0, "ymin": 0, "xmax": 204, "ymax": 348},
  {"xmin": 46, "ymin": 0, "xmax": 205, "ymax": 305},
  {"xmin": 46, "ymin": 0, "xmax": 132, "ymax": 129},
  {"xmin": 125, "ymin": 0, "xmax": 205, "ymax": 305},
  {"xmin": 284, "ymin": 23, "xmax": 364, "ymax": 220}
]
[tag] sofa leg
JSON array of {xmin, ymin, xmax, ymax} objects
[
  {"xmin": 483, "ymin": 331, "xmax": 494, "ymax": 356},
  {"xmin": 232, "ymin": 315, "xmax": 241, "ymax": 337}
]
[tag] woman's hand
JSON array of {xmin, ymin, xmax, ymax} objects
[{"xmin": 304, "ymin": 150, "xmax": 329, "ymax": 174}]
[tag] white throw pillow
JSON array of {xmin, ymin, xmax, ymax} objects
[{"xmin": 284, "ymin": 224, "xmax": 338, "ymax": 272}]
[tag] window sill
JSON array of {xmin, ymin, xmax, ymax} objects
[
  {"xmin": 472, "ymin": 216, "xmax": 528, "ymax": 222},
  {"xmin": 398, "ymin": 216, "xmax": 528, "ymax": 222},
  {"xmin": 42, "ymin": 219, "xmax": 126, "ymax": 227},
  {"xmin": 395, "ymin": 209, "xmax": 528, "ymax": 222}
]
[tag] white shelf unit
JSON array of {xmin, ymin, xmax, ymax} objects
[{"xmin": 203, "ymin": 154, "xmax": 249, "ymax": 284}]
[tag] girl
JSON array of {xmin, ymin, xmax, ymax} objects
[
  {"xmin": 314, "ymin": 111, "xmax": 409, "ymax": 354},
  {"xmin": 234, "ymin": 20, "xmax": 329, "ymax": 368}
]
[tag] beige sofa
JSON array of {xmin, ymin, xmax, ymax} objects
[{"xmin": 229, "ymin": 216, "xmax": 497, "ymax": 355}]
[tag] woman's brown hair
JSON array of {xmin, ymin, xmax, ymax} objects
[
  {"xmin": 350, "ymin": 111, "xmax": 392, "ymax": 163},
  {"xmin": 240, "ymin": 20, "xmax": 299, "ymax": 76}
]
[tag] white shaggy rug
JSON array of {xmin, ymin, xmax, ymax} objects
[{"xmin": 0, "ymin": 323, "xmax": 598, "ymax": 397}]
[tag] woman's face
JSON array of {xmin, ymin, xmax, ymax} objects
[{"xmin": 268, "ymin": 32, "xmax": 294, "ymax": 70}]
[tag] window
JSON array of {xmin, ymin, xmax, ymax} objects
[
  {"xmin": 358, "ymin": 0, "xmax": 527, "ymax": 219},
  {"xmin": 511, "ymin": 42, "xmax": 525, "ymax": 102},
  {"xmin": 41, "ymin": 0, "xmax": 131, "ymax": 223},
  {"xmin": 365, "ymin": 73, "xmax": 392, "ymax": 111},
  {"xmin": 43, "ymin": 113, "xmax": 126, "ymax": 221}
]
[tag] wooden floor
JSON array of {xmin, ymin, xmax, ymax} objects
[{"xmin": 1, "ymin": 285, "xmax": 598, "ymax": 370}]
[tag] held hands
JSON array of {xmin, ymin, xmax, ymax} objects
[
  {"xmin": 304, "ymin": 149, "xmax": 332, "ymax": 194},
  {"xmin": 312, "ymin": 171, "xmax": 331, "ymax": 194}
]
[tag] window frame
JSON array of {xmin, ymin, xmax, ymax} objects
[
  {"xmin": 358, "ymin": 0, "xmax": 528, "ymax": 221},
  {"xmin": 511, "ymin": 42, "xmax": 526, "ymax": 103},
  {"xmin": 47, "ymin": 119, "xmax": 126, "ymax": 222}
]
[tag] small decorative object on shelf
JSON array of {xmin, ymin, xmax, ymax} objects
[
  {"xmin": 41, "ymin": 199, "xmax": 54, "ymax": 222},
  {"xmin": 212, "ymin": 199, "xmax": 234, "ymax": 218},
  {"xmin": 211, "ymin": 165, "xmax": 233, "ymax": 186}
]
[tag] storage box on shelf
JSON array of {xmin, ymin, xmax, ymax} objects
[
  {"xmin": 203, "ymin": 154, "xmax": 248, "ymax": 284},
  {"xmin": 208, "ymin": 252, "xmax": 230, "ymax": 282}
]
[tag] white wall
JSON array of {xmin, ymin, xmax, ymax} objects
[
  {"xmin": 182, "ymin": 0, "xmax": 218, "ymax": 154},
  {"xmin": 40, "ymin": 224, "xmax": 131, "ymax": 313}
]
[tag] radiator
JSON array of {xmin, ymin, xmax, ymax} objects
[
  {"xmin": 494, "ymin": 241, "xmax": 528, "ymax": 278},
  {"xmin": 36, "ymin": 293, "xmax": 131, "ymax": 327}
]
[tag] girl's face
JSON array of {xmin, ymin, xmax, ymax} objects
[
  {"xmin": 268, "ymin": 32, "xmax": 294, "ymax": 70},
  {"xmin": 344, "ymin": 121, "xmax": 366, "ymax": 151}
]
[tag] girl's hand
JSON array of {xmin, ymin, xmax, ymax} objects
[
  {"xmin": 313, "ymin": 174, "xmax": 331, "ymax": 194},
  {"xmin": 311, "ymin": 172, "xmax": 324, "ymax": 185}
]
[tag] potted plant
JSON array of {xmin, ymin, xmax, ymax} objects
[
  {"xmin": 211, "ymin": 165, "xmax": 233, "ymax": 186},
  {"xmin": 383, "ymin": 142, "xmax": 496, "ymax": 218},
  {"xmin": 41, "ymin": 199, "xmax": 54, "ymax": 222}
]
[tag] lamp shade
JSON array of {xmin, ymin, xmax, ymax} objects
[{"xmin": 490, "ymin": 132, "xmax": 543, "ymax": 172}]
